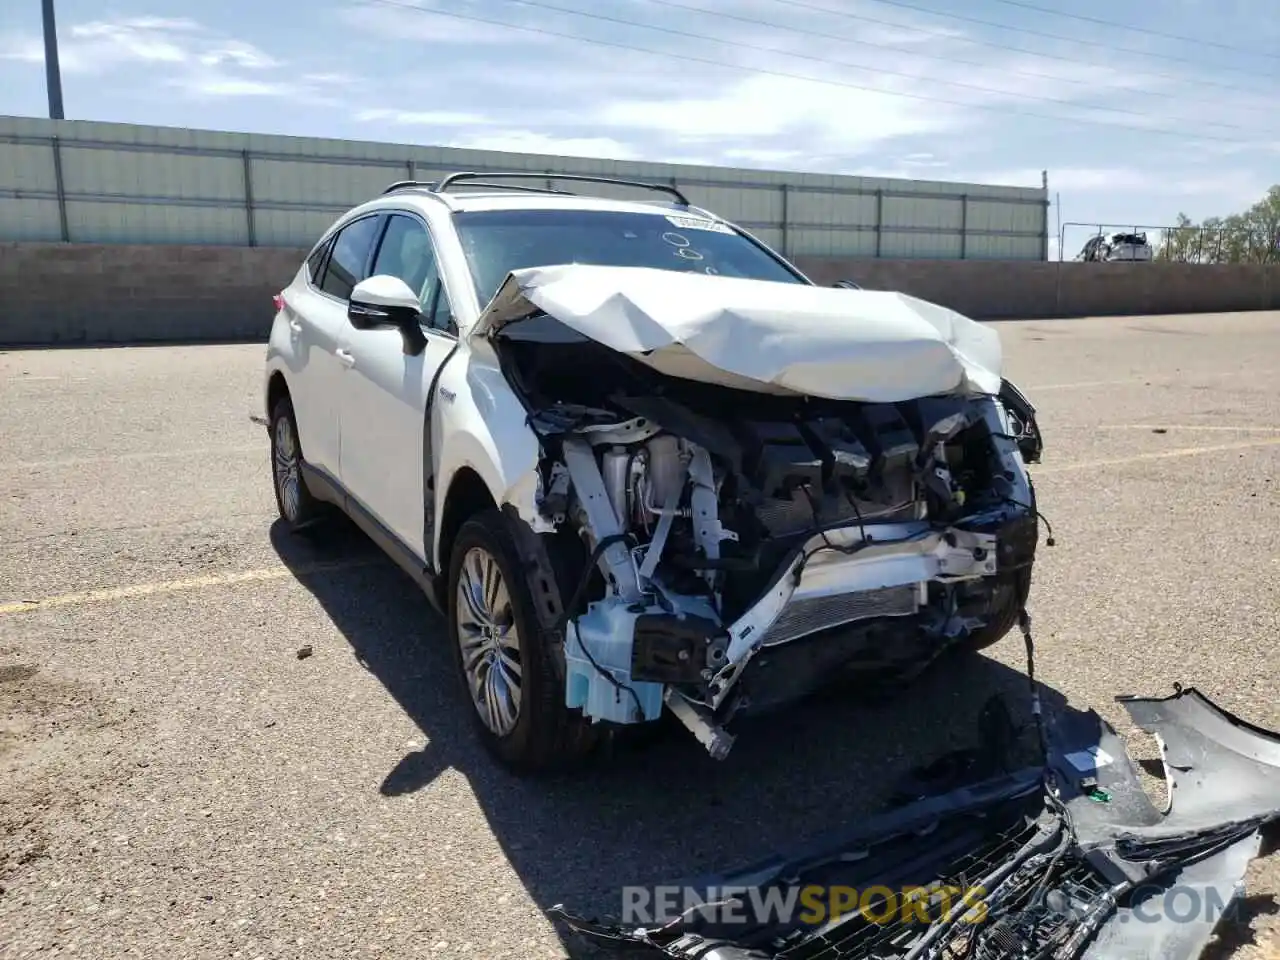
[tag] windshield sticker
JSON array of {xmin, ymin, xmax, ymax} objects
[{"xmin": 664, "ymin": 215, "xmax": 734, "ymax": 234}]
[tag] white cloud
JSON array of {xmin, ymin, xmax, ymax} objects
[
  {"xmin": 60, "ymin": 18, "xmax": 195, "ymax": 70},
  {"xmin": 900, "ymin": 152, "xmax": 950, "ymax": 169},
  {"xmin": 447, "ymin": 130, "xmax": 641, "ymax": 160},
  {"xmin": 1, "ymin": 16, "xmax": 279, "ymax": 80},
  {"xmin": 357, "ymin": 107, "xmax": 493, "ymax": 127},
  {"xmin": 179, "ymin": 77, "xmax": 296, "ymax": 98},
  {"xmin": 720, "ymin": 147, "xmax": 807, "ymax": 164},
  {"xmin": 598, "ymin": 73, "xmax": 962, "ymax": 154},
  {"xmin": 961, "ymin": 168, "xmax": 1140, "ymax": 191},
  {"xmin": 302, "ymin": 72, "xmax": 360, "ymax": 85},
  {"xmin": 0, "ymin": 36, "xmax": 43, "ymax": 64},
  {"xmin": 0, "ymin": 14, "xmax": 350, "ymax": 104},
  {"xmin": 197, "ymin": 41, "xmax": 280, "ymax": 70}
]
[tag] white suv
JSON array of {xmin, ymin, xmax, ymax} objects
[{"xmin": 263, "ymin": 173, "xmax": 1045, "ymax": 773}]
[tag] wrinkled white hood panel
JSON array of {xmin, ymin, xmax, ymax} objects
[{"xmin": 472, "ymin": 264, "xmax": 1003, "ymax": 402}]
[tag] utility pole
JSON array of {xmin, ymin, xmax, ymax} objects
[{"xmin": 42, "ymin": 0, "xmax": 65, "ymax": 120}]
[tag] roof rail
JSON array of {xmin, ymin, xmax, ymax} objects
[
  {"xmin": 432, "ymin": 171, "xmax": 690, "ymax": 206},
  {"xmin": 446, "ymin": 181, "xmax": 575, "ymax": 196},
  {"xmin": 381, "ymin": 180, "xmax": 438, "ymax": 195}
]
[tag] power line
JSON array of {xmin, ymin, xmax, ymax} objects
[
  {"xmin": 482, "ymin": 0, "xmax": 1255, "ymax": 133},
  {"xmin": 638, "ymin": 0, "xmax": 1273, "ymax": 118},
  {"xmin": 850, "ymin": 0, "xmax": 1280, "ymax": 81},
  {"xmin": 362, "ymin": 0, "xmax": 1254, "ymax": 144},
  {"xmin": 984, "ymin": 0, "xmax": 1280, "ymax": 60},
  {"xmin": 760, "ymin": 0, "xmax": 1267, "ymax": 97}
]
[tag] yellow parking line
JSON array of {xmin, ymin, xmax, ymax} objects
[
  {"xmin": 1037, "ymin": 437, "xmax": 1280, "ymax": 474},
  {"xmin": 1096, "ymin": 424, "xmax": 1280, "ymax": 433},
  {"xmin": 1029, "ymin": 369, "xmax": 1277, "ymax": 391},
  {"xmin": 6, "ymin": 445, "xmax": 263, "ymax": 471},
  {"xmin": 6, "ymin": 438, "xmax": 1277, "ymax": 616},
  {"xmin": 1032, "ymin": 379, "xmax": 1138, "ymax": 391},
  {"xmin": 0, "ymin": 558, "xmax": 381, "ymax": 616}
]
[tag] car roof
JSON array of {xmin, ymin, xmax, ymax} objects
[{"xmin": 362, "ymin": 185, "xmax": 722, "ymax": 221}]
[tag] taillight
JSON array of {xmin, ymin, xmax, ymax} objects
[{"xmin": 273, "ymin": 293, "xmax": 285, "ymax": 312}]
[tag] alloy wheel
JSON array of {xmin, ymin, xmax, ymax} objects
[
  {"xmin": 273, "ymin": 414, "xmax": 302, "ymax": 522},
  {"xmin": 455, "ymin": 546, "xmax": 523, "ymax": 736}
]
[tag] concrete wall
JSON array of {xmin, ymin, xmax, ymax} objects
[
  {"xmin": 0, "ymin": 242, "xmax": 307, "ymax": 345},
  {"xmin": 1, "ymin": 115, "xmax": 1048, "ymax": 260},
  {"xmin": 796, "ymin": 257, "xmax": 1280, "ymax": 320},
  {"xmin": 1, "ymin": 243, "xmax": 1276, "ymax": 346}
]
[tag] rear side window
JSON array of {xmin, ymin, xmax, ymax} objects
[
  {"xmin": 321, "ymin": 216, "xmax": 382, "ymax": 301},
  {"xmin": 305, "ymin": 236, "xmax": 333, "ymax": 285}
]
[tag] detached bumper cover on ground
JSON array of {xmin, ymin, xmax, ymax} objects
[{"xmin": 551, "ymin": 686, "xmax": 1280, "ymax": 960}]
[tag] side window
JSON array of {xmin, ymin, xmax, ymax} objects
[
  {"xmin": 320, "ymin": 216, "xmax": 382, "ymax": 301},
  {"xmin": 370, "ymin": 214, "xmax": 456, "ymax": 334},
  {"xmin": 305, "ymin": 236, "xmax": 332, "ymax": 285},
  {"xmin": 371, "ymin": 214, "xmax": 438, "ymax": 303}
]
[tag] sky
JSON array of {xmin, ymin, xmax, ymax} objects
[{"xmin": 1, "ymin": 0, "xmax": 1277, "ymax": 258}]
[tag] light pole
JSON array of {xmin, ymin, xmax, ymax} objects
[{"xmin": 42, "ymin": 0, "xmax": 64, "ymax": 119}]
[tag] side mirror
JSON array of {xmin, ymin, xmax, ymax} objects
[
  {"xmin": 349, "ymin": 275, "xmax": 427, "ymax": 355},
  {"xmin": 831, "ymin": 279, "xmax": 862, "ymax": 289}
]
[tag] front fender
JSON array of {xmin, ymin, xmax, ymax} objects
[{"xmin": 430, "ymin": 351, "xmax": 544, "ymax": 567}]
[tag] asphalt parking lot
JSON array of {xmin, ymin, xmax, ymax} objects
[{"xmin": 2, "ymin": 309, "xmax": 1279, "ymax": 960}]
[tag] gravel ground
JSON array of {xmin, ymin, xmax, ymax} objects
[{"xmin": 2, "ymin": 311, "xmax": 1278, "ymax": 960}]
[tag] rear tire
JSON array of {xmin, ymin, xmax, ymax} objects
[
  {"xmin": 269, "ymin": 394, "xmax": 325, "ymax": 532},
  {"xmin": 446, "ymin": 509, "xmax": 599, "ymax": 774}
]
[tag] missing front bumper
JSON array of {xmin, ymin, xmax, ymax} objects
[{"xmin": 551, "ymin": 686, "xmax": 1280, "ymax": 960}]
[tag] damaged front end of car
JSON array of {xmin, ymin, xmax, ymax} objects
[
  {"xmin": 550, "ymin": 685, "xmax": 1280, "ymax": 960},
  {"xmin": 477, "ymin": 265, "xmax": 1046, "ymax": 758}
]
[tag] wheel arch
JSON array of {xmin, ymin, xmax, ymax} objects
[
  {"xmin": 437, "ymin": 465, "xmax": 499, "ymax": 580},
  {"xmin": 266, "ymin": 369, "xmax": 290, "ymax": 421}
]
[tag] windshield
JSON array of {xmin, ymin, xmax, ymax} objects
[{"xmin": 453, "ymin": 208, "xmax": 807, "ymax": 305}]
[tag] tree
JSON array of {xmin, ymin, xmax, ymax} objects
[{"xmin": 1156, "ymin": 186, "xmax": 1280, "ymax": 264}]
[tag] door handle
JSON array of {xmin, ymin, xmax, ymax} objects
[{"xmin": 336, "ymin": 349, "xmax": 356, "ymax": 369}]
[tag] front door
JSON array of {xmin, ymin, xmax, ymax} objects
[{"xmin": 337, "ymin": 212, "xmax": 458, "ymax": 559}]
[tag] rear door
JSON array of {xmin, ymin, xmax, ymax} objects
[
  {"xmin": 289, "ymin": 213, "xmax": 384, "ymax": 478},
  {"xmin": 337, "ymin": 212, "xmax": 459, "ymax": 558}
]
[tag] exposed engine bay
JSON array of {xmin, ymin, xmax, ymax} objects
[{"xmin": 494, "ymin": 314, "xmax": 1043, "ymax": 758}]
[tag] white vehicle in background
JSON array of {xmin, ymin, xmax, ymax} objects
[
  {"xmin": 262, "ymin": 173, "xmax": 1045, "ymax": 773},
  {"xmin": 1075, "ymin": 231, "xmax": 1154, "ymax": 262}
]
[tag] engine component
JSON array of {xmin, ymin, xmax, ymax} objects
[
  {"xmin": 858, "ymin": 404, "xmax": 919, "ymax": 478},
  {"xmin": 734, "ymin": 420, "xmax": 823, "ymax": 498},
  {"xmin": 804, "ymin": 417, "xmax": 871, "ymax": 484},
  {"xmin": 646, "ymin": 434, "xmax": 686, "ymax": 513},
  {"xmin": 602, "ymin": 446, "xmax": 630, "ymax": 527},
  {"xmin": 664, "ymin": 690, "xmax": 735, "ymax": 761},
  {"xmin": 561, "ymin": 437, "xmax": 643, "ymax": 602},
  {"xmin": 631, "ymin": 613, "xmax": 724, "ymax": 684},
  {"xmin": 564, "ymin": 602, "xmax": 664, "ymax": 724}
]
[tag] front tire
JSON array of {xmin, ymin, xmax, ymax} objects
[
  {"xmin": 959, "ymin": 566, "xmax": 1032, "ymax": 652},
  {"xmin": 446, "ymin": 510, "xmax": 598, "ymax": 773},
  {"xmin": 961, "ymin": 475, "xmax": 1040, "ymax": 653},
  {"xmin": 269, "ymin": 395, "xmax": 324, "ymax": 532}
]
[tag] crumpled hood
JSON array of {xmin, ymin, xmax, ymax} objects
[{"xmin": 470, "ymin": 264, "xmax": 1003, "ymax": 403}]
